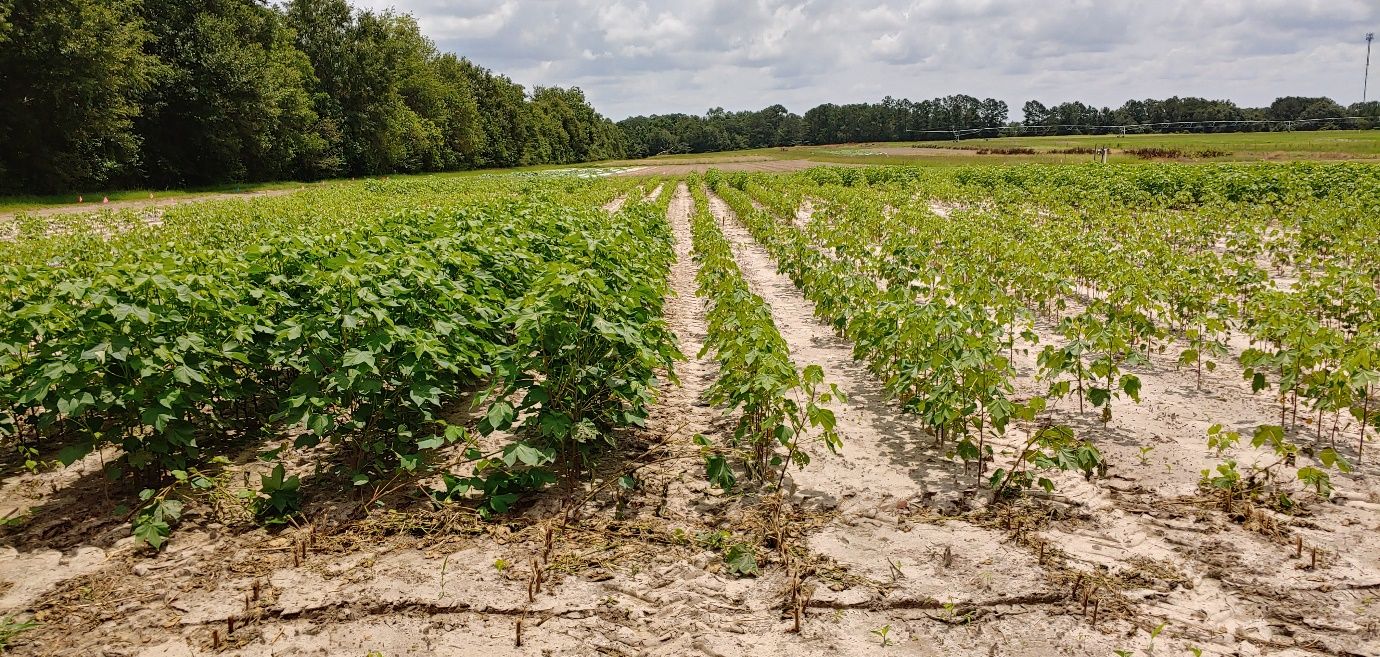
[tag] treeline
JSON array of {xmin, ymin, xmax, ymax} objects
[
  {"xmin": 1021, "ymin": 96, "xmax": 1380, "ymax": 135},
  {"xmin": 619, "ymin": 95, "xmax": 1009, "ymax": 158},
  {"xmin": 0, "ymin": 0, "xmax": 626, "ymax": 194},
  {"xmin": 619, "ymin": 95, "xmax": 1380, "ymax": 157}
]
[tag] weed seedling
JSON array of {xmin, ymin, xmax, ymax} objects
[
  {"xmin": 0, "ymin": 617, "xmax": 38, "ymax": 650},
  {"xmin": 1148, "ymin": 621, "xmax": 1167, "ymax": 652},
  {"xmin": 871, "ymin": 624, "xmax": 893, "ymax": 647},
  {"xmin": 977, "ymin": 570, "xmax": 994, "ymax": 590}
]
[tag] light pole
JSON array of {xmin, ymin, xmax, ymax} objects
[{"xmin": 1367, "ymin": 33, "xmax": 1375, "ymax": 103}]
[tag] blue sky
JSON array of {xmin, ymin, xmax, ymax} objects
[{"xmin": 350, "ymin": 0, "xmax": 1380, "ymax": 119}]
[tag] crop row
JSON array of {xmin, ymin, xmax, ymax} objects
[
  {"xmin": 707, "ymin": 172, "xmax": 1101, "ymax": 495},
  {"xmin": 0, "ymin": 176, "xmax": 676, "ymax": 543},
  {"xmin": 739, "ymin": 165, "xmax": 1372, "ymax": 507},
  {"xmin": 685, "ymin": 178, "xmax": 841, "ymax": 490}
]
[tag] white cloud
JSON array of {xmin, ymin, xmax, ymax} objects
[
  {"xmin": 351, "ymin": 0, "xmax": 1380, "ymax": 119},
  {"xmin": 421, "ymin": 2, "xmax": 515, "ymax": 39}
]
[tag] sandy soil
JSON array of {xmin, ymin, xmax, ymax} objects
[
  {"xmin": 3, "ymin": 185, "xmax": 1378, "ymax": 657},
  {"xmin": 822, "ymin": 146, "xmax": 1023, "ymax": 157},
  {"xmin": 601, "ymin": 193, "xmax": 628, "ymax": 214},
  {"xmin": 600, "ymin": 184, "xmax": 664, "ymax": 215},
  {"xmin": 616, "ymin": 160, "xmax": 846, "ymax": 177},
  {"xmin": 704, "ymin": 192, "xmax": 1140, "ymax": 655},
  {"xmin": 793, "ymin": 192, "xmax": 1380, "ymax": 655},
  {"xmin": 640, "ymin": 156, "xmax": 775, "ymax": 165},
  {"xmin": 860, "ymin": 147, "xmax": 978, "ymax": 157}
]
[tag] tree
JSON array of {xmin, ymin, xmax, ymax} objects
[
  {"xmin": 1022, "ymin": 100, "xmax": 1049, "ymax": 128},
  {"xmin": 0, "ymin": 0, "xmax": 159, "ymax": 192},
  {"xmin": 1267, "ymin": 96, "xmax": 1336, "ymax": 122},
  {"xmin": 1350, "ymin": 101, "xmax": 1380, "ymax": 129},
  {"xmin": 457, "ymin": 60, "xmax": 535, "ymax": 167},
  {"xmin": 0, "ymin": 2, "xmax": 12, "ymax": 42},
  {"xmin": 285, "ymin": 0, "xmax": 446, "ymax": 175},
  {"xmin": 429, "ymin": 54, "xmax": 486, "ymax": 168},
  {"xmin": 138, "ymin": 0, "xmax": 325, "ymax": 187},
  {"xmin": 1297, "ymin": 98, "xmax": 1347, "ymax": 128},
  {"xmin": 530, "ymin": 86, "xmax": 625, "ymax": 163},
  {"xmin": 979, "ymin": 98, "xmax": 1010, "ymax": 130}
]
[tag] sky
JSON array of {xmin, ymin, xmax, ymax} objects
[{"xmin": 349, "ymin": 0, "xmax": 1380, "ymax": 120}]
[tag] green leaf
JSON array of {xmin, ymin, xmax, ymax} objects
[
  {"xmin": 1178, "ymin": 349, "xmax": 1199, "ymax": 366},
  {"xmin": 80, "ymin": 342, "xmax": 110, "ymax": 363},
  {"xmin": 705, "ymin": 455, "xmax": 735, "ymax": 490},
  {"xmin": 1119, "ymin": 375, "xmax": 1141, "ymax": 403},
  {"xmin": 773, "ymin": 423, "xmax": 794, "ymax": 446},
  {"xmin": 157, "ymin": 499, "xmax": 184, "ymax": 521},
  {"xmin": 724, "ymin": 543, "xmax": 759, "ymax": 577},
  {"xmin": 503, "ymin": 442, "xmax": 549, "ymax": 467},
  {"xmin": 538, "ymin": 411, "xmax": 572, "ymax": 438},
  {"xmin": 133, "ymin": 518, "xmax": 169, "ymax": 549},
  {"xmin": 988, "ymin": 468, "xmax": 1006, "ymax": 489},
  {"xmin": 488, "ymin": 492, "xmax": 520, "ymax": 514},
  {"xmin": 485, "ymin": 400, "xmax": 515, "ymax": 432},
  {"xmin": 1297, "ymin": 466, "xmax": 1332, "ymax": 495},
  {"xmin": 1251, "ymin": 424, "xmax": 1285, "ymax": 449},
  {"xmin": 444, "ymin": 425, "xmax": 468, "ymax": 444},
  {"xmin": 417, "ymin": 436, "xmax": 445, "ymax": 450},
  {"xmin": 57, "ymin": 443, "xmax": 93, "ymax": 467},
  {"xmin": 172, "ymin": 365, "xmax": 206, "ymax": 385},
  {"xmin": 1318, "ymin": 448, "xmax": 1352, "ymax": 473},
  {"xmin": 342, "ymin": 348, "xmax": 376, "ymax": 369},
  {"xmin": 1088, "ymin": 387, "xmax": 1111, "ymax": 408}
]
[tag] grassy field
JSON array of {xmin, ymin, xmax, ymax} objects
[
  {"xmin": 908, "ymin": 129, "xmax": 1380, "ymax": 155},
  {"xmin": 0, "ymin": 180, "xmax": 314, "ymax": 215},
  {"xmin": 0, "ymin": 163, "xmax": 608, "ymax": 215},
  {"xmin": 611, "ymin": 129, "xmax": 1380, "ymax": 168},
  {"xmin": 6, "ymin": 130, "xmax": 1378, "ymax": 214}
]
